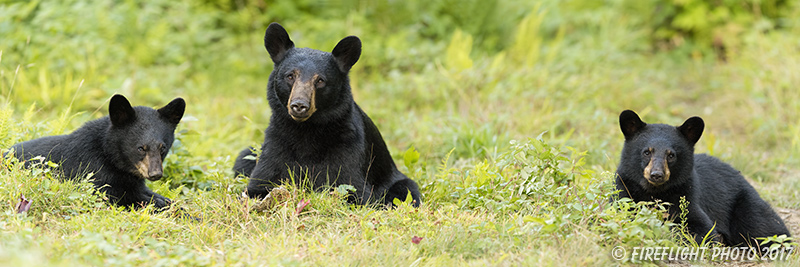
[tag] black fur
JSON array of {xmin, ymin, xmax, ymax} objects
[
  {"xmin": 8, "ymin": 94, "xmax": 185, "ymax": 209},
  {"xmin": 233, "ymin": 23, "xmax": 422, "ymax": 207},
  {"xmin": 615, "ymin": 110, "xmax": 790, "ymax": 247}
]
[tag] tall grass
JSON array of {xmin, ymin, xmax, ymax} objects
[{"xmin": 1, "ymin": 0, "xmax": 798, "ymax": 265}]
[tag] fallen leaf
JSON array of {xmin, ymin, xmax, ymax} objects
[
  {"xmin": 16, "ymin": 194, "xmax": 31, "ymax": 213},
  {"xmin": 411, "ymin": 236, "xmax": 423, "ymax": 244},
  {"xmin": 295, "ymin": 199, "xmax": 310, "ymax": 215}
]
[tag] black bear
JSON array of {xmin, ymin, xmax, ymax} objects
[
  {"xmin": 233, "ymin": 23, "xmax": 422, "ymax": 207},
  {"xmin": 615, "ymin": 110, "xmax": 790, "ymax": 247},
  {"xmin": 8, "ymin": 94, "xmax": 185, "ymax": 209}
]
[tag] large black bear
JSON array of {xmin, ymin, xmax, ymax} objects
[
  {"xmin": 8, "ymin": 94, "xmax": 185, "ymax": 209},
  {"xmin": 233, "ymin": 23, "xmax": 422, "ymax": 207},
  {"xmin": 615, "ymin": 110, "xmax": 790, "ymax": 247}
]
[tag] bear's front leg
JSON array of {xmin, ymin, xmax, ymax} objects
[
  {"xmin": 147, "ymin": 192, "xmax": 173, "ymax": 209},
  {"xmin": 131, "ymin": 186, "xmax": 173, "ymax": 210},
  {"xmin": 245, "ymin": 151, "xmax": 286, "ymax": 199}
]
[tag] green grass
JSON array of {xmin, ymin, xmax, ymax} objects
[{"xmin": 1, "ymin": 0, "xmax": 799, "ymax": 265}]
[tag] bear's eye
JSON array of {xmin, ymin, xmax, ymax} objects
[
  {"xmin": 316, "ymin": 78, "xmax": 325, "ymax": 87},
  {"xmin": 668, "ymin": 153, "xmax": 675, "ymax": 159},
  {"xmin": 138, "ymin": 146, "xmax": 145, "ymax": 153},
  {"xmin": 643, "ymin": 150, "xmax": 651, "ymax": 156},
  {"xmin": 286, "ymin": 73, "xmax": 294, "ymax": 81}
]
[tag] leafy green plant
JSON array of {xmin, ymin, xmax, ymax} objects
[
  {"xmin": 605, "ymin": 199, "xmax": 675, "ymax": 243},
  {"xmin": 504, "ymin": 134, "xmax": 589, "ymax": 189},
  {"xmin": 675, "ymin": 196, "xmax": 719, "ymax": 247},
  {"xmin": 758, "ymin": 235, "xmax": 797, "ymax": 252},
  {"xmin": 628, "ymin": 0, "xmax": 791, "ymax": 58},
  {"xmin": 161, "ymin": 129, "xmax": 212, "ymax": 190}
]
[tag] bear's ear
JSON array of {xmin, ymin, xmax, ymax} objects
[
  {"xmin": 109, "ymin": 94, "xmax": 136, "ymax": 127},
  {"xmin": 331, "ymin": 36, "xmax": 361, "ymax": 73},
  {"xmin": 158, "ymin": 97, "xmax": 186, "ymax": 125},
  {"xmin": 619, "ymin": 110, "xmax": 646, "ymax": 140},
  {"xmin": 678, "ymin": 116, "xmax": 704, "ymax": 145},
  {"xmin": 264, "ymin": 22, "xmax": 294, "ymax": 64}
]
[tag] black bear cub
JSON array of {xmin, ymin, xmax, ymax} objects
[
  {"xmin": 615, "ymin": 110, "xmax": 790, "ymax": 247},
  {"xmin": 233, "ymin": 23, "xmax": 422, "ymax": 207},
  {"xmin": 9, "ymin": 94, "xmax": 185, "ymax": 209}
]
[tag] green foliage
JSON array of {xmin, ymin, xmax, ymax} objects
[
  {"xmin": 161, "ymin": 129, "xmax": 213, "ymax": 191},
  {"xmin": 1, "ymin": 0, "xmax": 799, "ymax": 265},
  {"xmin": 422, "ymin": 138, "xmax": 677, "ymax": 250},
  {"xmin": 758, "ymin": 234, "xmax": 797, "ymax": 251},
  {"xmin": 0, "ymin": 154, "xmax": 106, "ymax": 220},
  {"xmin": 437, "ymin": 136, "xmax": 593, "ymax": 212},
  {"xmin": 594, "ymin": 198, "xmax": 677, "ymax": 248},
  {"xmin": 507, "ymin": 3, "xmax": 554, "ymax": 66},
  {"xmin": 0, "ymin": 108, "xmax": 16, "ymax": 148},
  {"xmin": 628, "ymin": 0, "xmax": 793, "ymax": 57},
  {"xmin": 675, "ymin": 196, "xmax": 719, "ymax": 247},
  {"xmin": 505, "ymin": 135, "xmax": 588, "ymax": 188},
  {"xmin": 444, "ymin": 29, "xmax": 474, "ymax": 71},
  {"xmin": 402, "ymin": 145, "xmax": 420, "ymax": 170}
]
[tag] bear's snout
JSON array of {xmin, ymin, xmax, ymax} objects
[
  {"xmin": 136, "ymin": 152, "xmax": 164, "ymax": 181},
  {"xmin": 146, "ymin": 155, "xmax": 164, "ymax": 181},
  {"xmin": 286, "ymin": 80, "xmax": 317, "ymax": 122},
  {"xmin": 291, "ymin": 99, "xmax": 310, "ymax": 115},
  {"xmin": 643, "ymin": 154, "xmax": 670, "ymax": 186}
]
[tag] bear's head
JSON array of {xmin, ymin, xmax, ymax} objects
[
  {"xmin": 618, "ymin": 110, "xmax": 704, "ymax": 191},
  {"xmin": 263, "ymin": 22, "xmax": 361, "ymax": 123},
  {"xmin": 106, "ymin": 94, "xmax": 185, "ymax": 181}
]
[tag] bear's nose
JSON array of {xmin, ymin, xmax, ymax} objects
[
  {"xmin": 649, "ymin": 171, "xmax": 664, "ymax": 182},
  {"xmin": 148, "ymin": 169, "xmax": 163, "ymax": 181},
  {"xmin": 291, "ymin": 100, "xmax": 309, "ymax": 114}
]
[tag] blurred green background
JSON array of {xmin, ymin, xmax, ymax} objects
[
  {"xmin": 1, "ymin": 0, "xmax": 799, "ymax": 265},
  {"xmin": 4, "ymin": 0, "xmax": 798, "ymax": 187}
]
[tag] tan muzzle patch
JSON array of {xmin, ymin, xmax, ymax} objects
[
  {"xmin": 286, "ymin": 75, "xmax": 317, "ymax": 122},
  {"xmin": 643, "ymin": 154, "xmax": 670, "ymax": 186},
  {"xmin": 136, "ymin": 154, "xmax": 164, "ymax": 181},
  {"xmin": 136, "ymin": 159, "xmax": 150, "ymax": 180}
]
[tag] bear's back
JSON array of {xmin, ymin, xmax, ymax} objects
[{"xmin": 11, "ymin": 118, "xmax": 110, "ymax": 180}]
